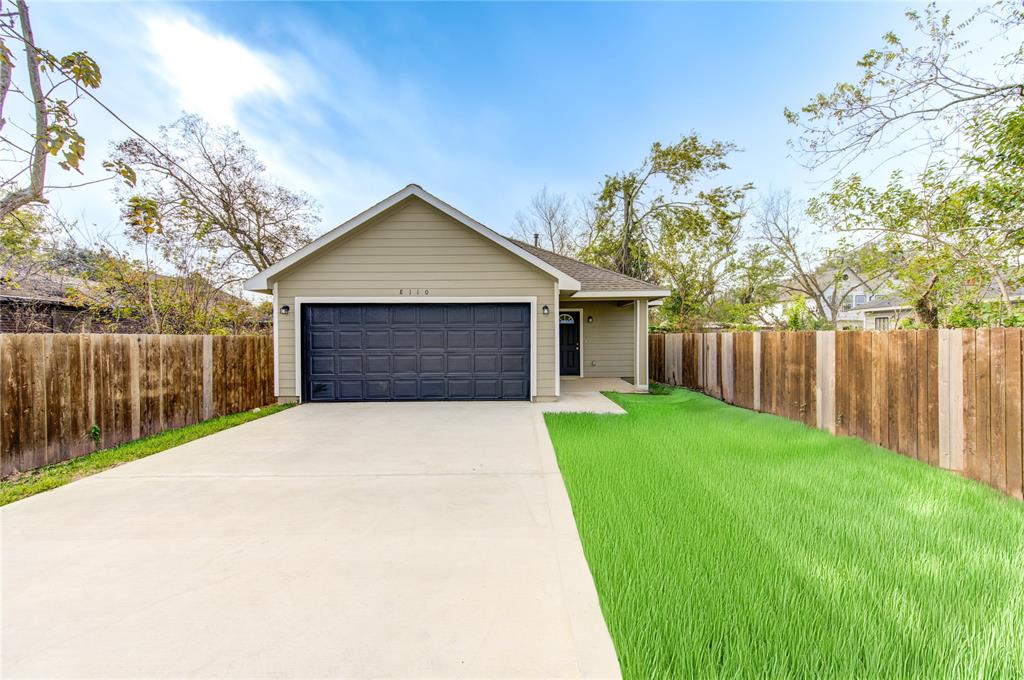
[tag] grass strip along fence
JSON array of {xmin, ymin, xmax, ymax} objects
[
  {"xmin": 650, "ymin": 329, "xmax": 1024, "ymax": 499},
  {"xmin": 0, "ymin": 403, "xmax": 293, "ymax": 505},
  {"xmin": 1, "ymin": 333, "xmax": 275, "ymax": 477}
]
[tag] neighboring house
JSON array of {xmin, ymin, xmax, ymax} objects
[
  {"xmin": 847, "ymin": 296, "xmax": 913, "ymax": 330},
  {"xmin": 0, "ymin": 269, "xmax": 98, "ymax": 333},
  {"xmin": 769, "ymin": 267, "xmax": 886, "ymax": 329},
  {"xmin": 1, "ymin": 267, "xmax": 268, "ymax": 334},
  {"xmin": 849, "ymin": 286, "xmax": 1024, "ymax": 330},
  {"xmin": 244, "ymin": 184, "xmax": 670, "ymax": 403}
]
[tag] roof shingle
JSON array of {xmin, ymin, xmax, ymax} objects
[{"xmin": 510, "ymin": 240, "xmax": 667, "ymax": 294}]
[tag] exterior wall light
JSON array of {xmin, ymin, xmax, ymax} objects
[
  {"xmin": 280, "ymin": 304, "xmax": 290, "ymax": 315},
  {"xmin": 587, "ymin": 315, "xmax": 594, "ymax": 323},
  {"xmin": 542, "ymin": 305, "xmax": 550, "ymax": 315}
]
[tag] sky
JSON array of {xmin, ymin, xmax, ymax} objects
[{"xmin": 27, "ymin": 1, "xmax": 944, "ymax": 252}]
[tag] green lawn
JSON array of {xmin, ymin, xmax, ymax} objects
[
  {"xmin": 1, "ymin": 403, "xmax": 294, "ymax": 506},
  {"xmin": 545, "ymin": 388, "xmax": 1024, "ymax": 679}
]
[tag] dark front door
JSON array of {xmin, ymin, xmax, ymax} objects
[
  {"xmin": 559, "ymin": 311, "xmax": 580, "ymax": 376},
  {"xmin": 302, "ymin": 303, "xmax": 531, "ymax": 402}
]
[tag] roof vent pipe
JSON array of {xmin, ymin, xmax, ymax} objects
[{"xmin": 533, "ymin": 233, "xmax": 540, "ymax": 247}]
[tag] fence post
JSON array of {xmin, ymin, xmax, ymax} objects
[
  {"xmin": 202, "ymin": 335, "xmax": 214, "ymax": 421},
  {"xmin": 696, "ymin": 333, "xmax": 704, "ymax": 390},
  {"xmin": 752, "ymin": 331, "xmax": 761, "ymax": 411},
  {"xmin": 816, "ymin": 331, "xmax": 836, "ymax": 433},
  {"xmin": 129, "ymin": 335, "xmax": 141, "ymax": 440},
  {"xmin": 938, "ymin": 329, "xmax": 965, "ymax": 471},
  {"xmin": 949, "ymin": 329, "xmax": 964, "ymax": 471},
  {"xmin": 721, "ymin": 333, "xmax": 735, "ymax": 403}
]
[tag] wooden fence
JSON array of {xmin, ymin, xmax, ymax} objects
[
  {"xmin": 650, "ymin": 329, "xmax": 1024, "ymax": 499},
  {"xmin": 1, "ymin": 334, "xmax": 275, "ymax": 477}
]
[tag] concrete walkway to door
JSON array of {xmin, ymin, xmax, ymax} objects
[{"xmin": 1, "ymin": 389, "xmax": 625, "ymax": 678}]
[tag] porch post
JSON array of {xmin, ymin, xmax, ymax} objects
[{"xmin": 635, "ymin": 298, "xmax": 649, "ymax": 391}]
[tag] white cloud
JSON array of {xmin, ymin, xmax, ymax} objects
[{"xmin": 143, "ymin": 15, "xmax": 289, "ymax": 125}]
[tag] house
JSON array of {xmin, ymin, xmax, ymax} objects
[
  {"xmin": 769, "ymin": 267, "xmax": 886, "ymax": 329},
  {"xmin": 849, "ymin": 286, "xmax": 1024, "ymax": 330},
  {"xmin": 244, "ymin": 185, "xmax": 670, "ymax": 403},
  {"xmin": 0, "ymin": 269, "xmax": 97, "ymax": 333}
]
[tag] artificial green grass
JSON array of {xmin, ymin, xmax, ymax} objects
[
  {"xmin": 545, "ymin": 388, "xmax": 1024, "ymax": 679},
  {"xmin": 1, "ymin": 403, "xmax": 294, "ymax": 506}
]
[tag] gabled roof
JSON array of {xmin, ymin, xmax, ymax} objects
[
  {"xmin": 244, "ymin": 184, "xmax": 582, "ymax": 293},
  {"xmin": 511, "ymin": 240, "xmax": 670, "ymax": 297}
]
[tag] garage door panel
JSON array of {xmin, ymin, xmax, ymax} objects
[
  {"xmin": 448, "ymin": 379, "xmax": 473, "ymax": 399},
  {"xmin": 502, "ymin": 329, "xmax": 528, "ymax": 349},
  {"xmin": 338, "ymin": 355, "xmax": 363, "ymax": 374},
  {"xmin": 365, "ymin": 330, "xmax": 390, "ymax": 349},
  {"xmin": 336, "ymin": 306, "xmax": 361, "ymax": 324},
  {"xmin": 309, "ymin": 331, "xmax": 335, "ymax": 350},
  {"xmin": 502, "ymin": 354, "xmax": 526, "ymax": 373},
  {"xmin": 502, "ymin": 379, "xmax": 528, "ymax": 399},
  {"xmin": 474, "ymin": 354, "xmax": 499, "ymax": 374},
  {"xmin": 474, "ymin": 329, "xmax": 499, "ymax": 349},
  {"xmin": 421, "ymin": 354, "xmax": 445, "ymax": 374},
  {"xmin": 420, "ymin": 379, "xmax": 445, "ymax": 399},
  {"xmin": 364, "ymin": 380, "xmax": 391, "ymax": 399},
  {"xmin": 420, "ymin": 306, "xmax": 445, "ymax": 324},
  {"xmin": 420, "ymin": 329, "xmax": 445, "ymax": 349},
  {"xmin": 365, "ymin": 355, "xmax": 390, "ymax": 374},
  {"xmin": 502, "ymin": 305, "xmax": 529, "ymax": 323},
  {"xmin": 475, "ymin": 379, "xmax": 499, "ymax": 399},
  {"xmin": 446, "ymin": 305, "xmax": 472, "ymax": 324},
  {"xmin": 473, "ymin": 305, "xmax": 500, "ymax": 324},
  {"xmin": 447, "ymin": 354, "xmax": 472, "ymax": 374},
  {"xmin": 310, "ymin": 356, "xmax": 335, "ymax": 375},
  {"xmin": 447, "ymin": 330, "xmax": 473, "ymax": 349},
  {"xmin": 309, "ymin": 306, "xmax": 335, "ymax": 324},
  {"xmin": 393, "ymin": 379, "xmax": 419, "ymax": 399},
  {"xmin": 393, "ymin": 355, "xmax": 418, "ymax": 373},
  {"xmin": 309, "ymin": 381, "xmax": 335, "ymax": 400},
  {"xmin": 364, "ymin": 307, "xmax": 389, "ymax": 324},
  {"xmin": 338, "ymin": 331, "xmax": 363, "ymax": 349},
  {"xmin": 392, "ymin": 306, "xmax": 418, "ymax": 324},
  {"xmin": 392, "ymin": 329, "xmax": 418, "ymax": 348},
  {"xmin": 302, "ymin": 303, "xmax": 529, "ymax": 402},
  {"xmin": 338, "ymin": 381, "xmax": 363, "ymax": 400}
]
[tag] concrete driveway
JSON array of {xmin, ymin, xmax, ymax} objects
[{"xmin": 1, "ymin": 390, "xmax": 624, "ymax": 679}]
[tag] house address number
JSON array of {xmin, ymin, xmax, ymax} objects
[{"xmin": 398, "ymin": 288, "xmax": 430, "ymax": 296}]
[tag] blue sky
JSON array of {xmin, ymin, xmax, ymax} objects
[{"xmin": 32, "ymin": 1, "xmax": 927, "ymax": 247}]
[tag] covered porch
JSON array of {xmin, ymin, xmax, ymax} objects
[{"xmin": 554, "ymin": 295, "xmax": 657, "ymax": 397}]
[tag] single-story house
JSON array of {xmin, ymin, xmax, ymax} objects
[
  {"xmin": 244, "ymin": 184, "xmax": 670, "ymax": 403},
  {"xmin": 0, "ymin": 269, "xmax": 97, "ymax": 333}
]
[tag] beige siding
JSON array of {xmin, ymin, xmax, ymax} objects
[
  {"xmin": 273, "ymin": 197, "xmax": 558, "ymax": 399},
  {"xmin": 559, "ymin": 300, "xmax": 638, "ymax": 380}
]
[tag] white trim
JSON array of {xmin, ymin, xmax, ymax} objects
[
  {"xmin": 553, "ymin": 282, "xmax": 560, "ymax": 397},
  {"xmin": 570, "ymin": 289, "xmax": 670, "ymax": 299},
  {"xmin": 559, "ymin": 307, "xmax": 584, "ymax": 378},
  {"xmin": 245, "ymin": 185, "xmax": 581, "ymax": 293},
  {"xmin": 272, "ymin": 282, "xmax": 279, "ymax": 397},
  {"xmin": 291, "ymin": 296, "xmax": 538, "ymax": 403}
]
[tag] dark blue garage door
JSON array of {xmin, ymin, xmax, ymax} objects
[{"xmin": 302, "ymin": 303, "xmax": 531, "ymax": 401}]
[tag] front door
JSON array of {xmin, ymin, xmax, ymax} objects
[{"xmin": 559, "ymin": 311, "xmax": 580, "ymax": 376}]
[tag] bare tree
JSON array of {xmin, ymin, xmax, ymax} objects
[
  {"xmin": 108, "ymin": 115, "xmax": 318, "ymax": 288},
  {"xmin": 511, "ymin": 186, "xmax": 579, "ymax": 256},
  {"xmin": 786, "ymin": 2, "xmax": 1024, "ymax": 172},
  {"xmin": 756, "ymin": 192, "xmax": 888, "ymax": 324}
]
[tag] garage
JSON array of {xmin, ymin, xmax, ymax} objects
[{"xmin": 301, "ymin": 303, "xmax": 531, "ymax": 401}]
